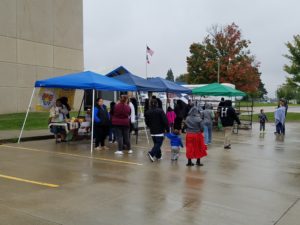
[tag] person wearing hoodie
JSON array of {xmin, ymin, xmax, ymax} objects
[
  {"xmin": 203, "ymin": 103, "xmax": 215, "ymax": 145},
  {"xmin": 145, "ymin": 99, "xmax": 169, "ymax": 162},
  {"xmin": 219, "ymin": 100, "xmax": 241, "ymax": 149},
  {"xmin": 184, "ymin": 106, "xmax": 207, "ymax": 166}
]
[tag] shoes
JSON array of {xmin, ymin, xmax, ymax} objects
[
  {"xmin": 128, "ymin": 150, "xmax": 133, "ymax": 154},
  {"xmin": 147, "ymin": 152, "xmax": 155, "ymax": 162},
  {"xmin": 186, "ymin": 162, "xmax": 195, "ymax": 166},
  {"xmin": 109, "ymin": 141, "xmax": 113, "ymax": 143},
  {"xmin": 95, "ymin": 146, "xmax": 101, "ymax": 150},
  {"xmin": 114, "ymin": 151, "xmax": 124, "ymax": 155},
  {"xmin": 224, "ymin": 145, "xmax": 231, "ymax": 149},
  {"xmin": 196, "ymin": 162, "xmax": 204, "ymax": 166},
  {"xmin": 102, "ymin": 146, "xmax": 109, "ymax": 150}
]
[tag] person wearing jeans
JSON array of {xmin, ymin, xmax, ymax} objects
[
  {"xmin": 203, "ymin": 103, "xmax": 214, "ymax": 145},
  {"xmin": 145, "ymin": 99, "xmax": 169, "ymax": 162},
  {"xmin": 219, "ymin": 100, "xmax": 241, "ymax": 149},
  {"xmin": 111, "ymin": 95, "xmax": 131, "ymax": 155}
]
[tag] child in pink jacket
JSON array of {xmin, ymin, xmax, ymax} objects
[{"xmin": 166, "ymin": 106, "xmax": 176, "ymax": 132}]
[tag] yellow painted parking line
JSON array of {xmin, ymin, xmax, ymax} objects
[
  {"xmin": 0, "ymin": 145, "xmax": 143, "ymax": 166},
  {"xmin": 0, "ymin": 173, "xmax": 59, "ymax": 188}
]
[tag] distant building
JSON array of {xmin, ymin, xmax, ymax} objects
[{"xmin": 0, "ymin": 0, "xmax": 83, "ymax": 114}]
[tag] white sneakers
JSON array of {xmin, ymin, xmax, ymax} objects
[
  {"xmin": 114, "ymin": 151, "xmax": 124, "ymax": 155},
  {"xmin": 128, "ymin": 150, "xmax": 133, "ymax": 154}
]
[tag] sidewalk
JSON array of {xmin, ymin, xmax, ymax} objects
[{"xmin": 0, "ymin": 129, "xmax": 51, "ymax": 142}]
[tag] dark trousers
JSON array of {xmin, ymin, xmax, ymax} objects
[
  {"xmin": 174, "ymin": 117, "xmax": 183, "ymax": 130},
  {"xmin": 276, "ymin": 122, "xmax": 283, "ymax": 134},
  {"xmin": 115, "ymin": 126, "xmax": 130, "ymax": 151},
  {"xmin": 94, "ymin": 125, "xmax": 109, "ymax": 147},
  {"xmin": 149, "ymin": 136, "xmax": 164, "ymax": 159},
  {"xmin": 109, "ymin": 127, "xmax": 116, "ymax": 142},
  {"xmin": 260, "ymin": 122, "xmax": 265, "ymax": 131}
]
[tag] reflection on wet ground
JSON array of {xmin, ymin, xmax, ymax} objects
[{"xmin": 0, "ymin": 123, "xmax": 300, "ymax": 225}]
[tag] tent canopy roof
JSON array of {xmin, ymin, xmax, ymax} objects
[
  {"xmin": 112, "ymin": 73, "xmax": 165, "ymax": 92},
  {"xmin": 192, "ymin": 83, "xmax": 246, "ymax": 96},
  {"xmin": 35, "ymin": 71, "xmax": 137, "ymax": 91},
  {"xmin": 106, "ymin": 66, "xmax": 130, "ymax": 77},
  {"xmin": 147, "ymin": 77, "xmax": 192, "ymax": 94}
]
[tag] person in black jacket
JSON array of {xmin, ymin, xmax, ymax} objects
[
  {"xmin": 174, "ymin": 100, "xmax": 186, "ymax": 131},
  {"xmin": 219, "ymin": 100, "xmax": 241, "ymax": 149},
  {"xmin": 145, "ymin": 99, "xmax": 169, "ymax": 162}
]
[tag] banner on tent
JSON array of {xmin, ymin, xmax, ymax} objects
[{"xmin": 36, "ymin": 88, "xmax": 75, "ymax": 111}]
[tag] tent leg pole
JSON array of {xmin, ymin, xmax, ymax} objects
[
  {"xmin": 18, "ymin": 88, "xmax": 36, "ymax": 144},
  {"xmin": 77, "ymin": 91, "xmax": 85, "ymax": 118},
  {"xmin": 91, "ymin": 89, "xmax": 95, "ymax": 153},
  {"xmin": 137, "ymin": 92, "xmax": 149, "ymax": 144}
]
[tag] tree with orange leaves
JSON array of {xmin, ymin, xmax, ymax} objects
[{"xmin": 186, "ymin": 23, "xmax": 262, "ymax": 95}]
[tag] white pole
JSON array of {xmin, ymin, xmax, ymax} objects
[
  {"xmin": 217, "ymin": 57, "xmax": 220, "ymax": 83},
  {"xmin": 137, "ymin": 92, "xmax": 149, "ymax": 144},
  {"xmin": 18, "ymin": 88, "xmax": 36, "ymax": 144},
  {"xmin": 90, "ymin": 89, "xmax": 95, "ymax": 153}
]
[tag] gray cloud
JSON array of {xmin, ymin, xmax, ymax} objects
[{"xmin": 84, "ymin": 0, "xmax": 299, "ymax": 97}]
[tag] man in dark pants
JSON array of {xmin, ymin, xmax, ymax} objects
[{"xmin": 145, "ymin": 99, "xmax": 169, "ymax": 162}]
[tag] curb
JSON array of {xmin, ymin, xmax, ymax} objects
[{"xmin": 0, "ymin": 135, "xmax": 54, "ymax": 145}]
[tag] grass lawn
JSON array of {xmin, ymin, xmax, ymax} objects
[
  {"xmin": 240, "ymin": 112, "xmax": 300, "ymax": 123},
  {"xmin": 238, "ymin": 101, "xmax": 300, "ymax": 107},
  {"xmin": 0, "ymin": 112, "xmax": 78, "ymax": 130}
]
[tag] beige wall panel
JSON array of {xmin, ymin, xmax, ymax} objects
[
  {"xmin": 0, "ymin": 36, "xmax": 17, "ymax": 63},
  {"xmin": 54, "ymin": 0, "xmax": 83, "ymax": 50},
  {"xmin": 53, "ymin": 46, "xmax": 83, "ymax": 70},
  {"xmin": 17, "ymin": 87, "xmax": 35, "ymax": 112},
  {"xmin": 17, "ymin": 0, "xmax": 53, "ymax": 44},
  {"xmin": 0, "ymin": 87, "xmax": 18, "ymax": 113},
  {"xmin": 0, "ymin": 0, "xmax": 17, "ymax": 37},
  {"xmin": 17, "ymin": 40, "xmax": 53, "ymax": 67},
  {"xmin": 0, "ymin": 62, "xmax": 17, "ymax": 87},
  {"xmin": 36, "ymin": 66, "xmax": 53, "ymax": 80},
  {"xmin": 17, "ymin": 64, "xmax": 36, "ymax": 88}
]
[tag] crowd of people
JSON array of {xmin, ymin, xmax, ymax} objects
[{"xmin": 48, "ymin": 94, "xmax": 289, "ymax": 167}]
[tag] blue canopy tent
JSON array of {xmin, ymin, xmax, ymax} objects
[
  {"xmin": 147, "ymin": 77, "xmax": 192, "ymax": 94},
  {"xmin": 111, "ymin": 73, "xmax": 165, "ymax": 92},
  {"xmin": 18, "ymin": 71, "xmax": 136, "ymax": 152}
]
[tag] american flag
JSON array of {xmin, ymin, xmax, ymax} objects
[{"xmin": 146, "ymin": 46, "xmax": 154, "ymax": 56}]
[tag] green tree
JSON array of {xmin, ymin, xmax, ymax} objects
[
  {"xmin": 257, "ymin": 77, "xmax": 268, "ymax": 99},
  {"xmin": 276, "ymin": 83, "xmax": 297, "ymax": 101},
  {"xmin": 186, "ymin": 23, "xmax": 261, "ymax": 94},
  {"xmin": 175, "ymin": 74, "xmax": 188, "ymax": 83},
  {"xmin": 284, "ymin": 35, "xmax": 300, "ymax": 87},
  {"xmin": 166, "ymin": 69, "xmax": 174, "ymax": 81}
]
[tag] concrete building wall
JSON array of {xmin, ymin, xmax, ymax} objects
[{"xmin": 0, "ymin": 0, "xmax": 83, "ymax": 114}]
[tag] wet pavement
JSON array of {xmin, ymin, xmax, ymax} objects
[{"xmin": 0, "ymin": 123, "xmax": 300, "ymax": 225}]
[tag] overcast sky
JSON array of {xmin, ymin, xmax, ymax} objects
[{"xmin": 83, "ymin": 0, "xmax": 299, "ymax": 97}]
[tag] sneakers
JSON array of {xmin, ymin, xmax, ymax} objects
[
  {"xmin": 114, "ymin": 151, "xmax": 124, "ymax": 155},
  {"xmin": 147, "ymin": 152, "xmax": 155, "ymax": 162},
  {"xmin": 102, "ymin": 146, "xmax": 109, "ymax": 150},
  {"xmin": 128, "ymin": 150, "xmax": 133, "ymax": 154},
  {"xmin": 95, "ymin": 146, "xmax": 101, "ymax": 150}
]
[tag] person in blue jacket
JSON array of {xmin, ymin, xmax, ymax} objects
[
  {"xmin": 93, "ymin": 98, "xmax": 110, "ymax": 150},
  {"xmin": 165, "ymin": 129, "xmax": 184, "ymax": 161}
]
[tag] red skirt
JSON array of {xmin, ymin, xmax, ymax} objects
[{"xmin": 186, "ymin": 132, "xmax": 207, "ymax": 159}]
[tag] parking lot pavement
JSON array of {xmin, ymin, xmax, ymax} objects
[{"xmin": 0, "ymin": 122, "xmax": 300, "ymax": 225}]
